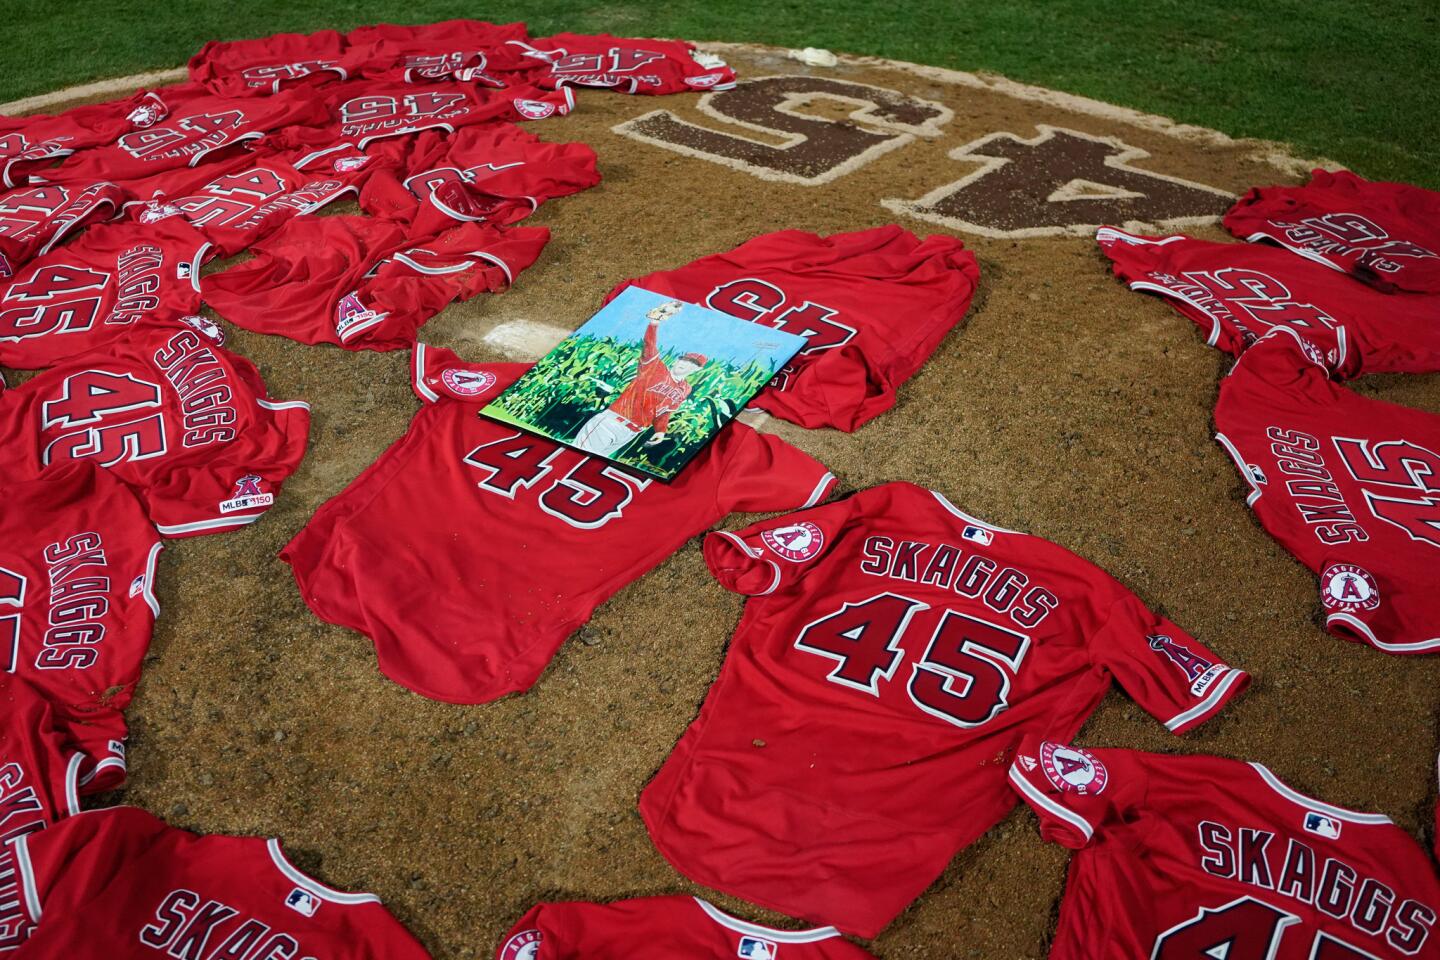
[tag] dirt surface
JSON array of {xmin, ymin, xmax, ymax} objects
[{"xmin": 44, "ymin": 43, "xmax": 1440, "ymax": 958}]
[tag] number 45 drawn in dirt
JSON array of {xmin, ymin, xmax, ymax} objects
[{"xmin": 613, "ymin": 75, "xmax": 1232, "ymax": 237}]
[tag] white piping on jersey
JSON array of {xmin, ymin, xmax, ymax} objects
[
  {"xmin": 1325, "ymin": 611, "xmax": 1440, "ymax": 654},
  {"xmin": 413, "ymin": 343, "xmax": 441, "ymax": 403},
  {"xmin": 1244, "ymin": 231, "xmax": 1351, "ymax": 278},
  {"xmin": 359, "ymin": 123, "xmax": 457, "ymax": 153},
  {"xmin": 64, "ymin": 753, "xmax": 84, "ymax": 817},
  {"xmin": 1248, "ymin": 763, "xmax": 1392, "ymax": 824},
  {"xmin": 266, "ymin": 839, "xmax": 382, "ymax": 905},
  {"xmin": 561, "ymin": 87, "xmax": 576, "ymax": 112},
  {"xmin": 802, "ymin": 472, "xmax": 834, "ymax": 509},
  {"xmin": 1163, "ymin": 667, "xmax": 1245, "ymax": 731},
  {"xmin": 930, "ymin": 490, "xmax": 1018, "ymax": 534},
  {"xmin": 38, "ymin": 194, "xmax": 117, "ymax": 258},
  {"xmin": 691, "ymin": 898, "xmax": 840, "ymax": 942},
  {"xmin": 12, "ymin": 834, "xmax": 41, "ymax": 922},
  {"xmin": 185, "ymin": 242, "xmax": 212, "ymax": 294},
  {"xmin": 336, "ymin": 308, "xmax": 390, "ymax": 343},
  {"xmin": 156, "ymin": 513, "xmax": 262, "ymax": 536},
  {"xmin": 713, "ymin": 530, "xmax": 782, "ymax": 596},
  {"xmin": 292, "ymin": 142, "xmax": 352, "ymax": 172},
  {"xmin": 1213, "ymin": 432, "xmax": 1263, "ymax": 507},
  {"xmin": 79, "ymin": 755, "xmax": 126, "ymax": 788},
  {"xmin": 1126, "ymin": 280, "xmax": 1222, "ymax": 347},
  {"xmin": 390, "ymin": 248, "xmax": 515, "ymax": 288},
  {"xmin": 187, "ymin": 131, "xmax": 263, "ymax": 168},
  {"xmin": 141, "ymin": 541, "xmax": 163, "ymax": 618},
  {"xmin": 1007, "ymin": 764, "xmax": 1094, "ymax": 842},
  {"xmin": 256, "ymin": 397, "xmax": 311, "ymax": 411},
  {"xmin": 1093, "ymin": 226, "xmax": 1185, "ymax": 247}
]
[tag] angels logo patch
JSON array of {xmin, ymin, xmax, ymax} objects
[
  {"xmin": 1040, "ymin": 741, "xmax": 1108, "ymax": 795},
  {"xmin": 440, "ymin": 367, "xmax": 496, "ymax": 397},
  {"xmin": 761, "ymin": 521, "xmax": 824, "ymax": 561},
  {"xmin": 332, "ymin": 155, "xmax": 371, "ymax": 173},
  {"xmin": 685, "ymin": 73, "xmax": 728, "ymax": 88},
  {"xmin": 1320, "ymin": 563, "xmax": 1380, "ymax": 613},
  {"xmin": 513, "ymin": 99, "xmax": 556, "ymax": 120},
  {"xmin": 219, "ymin": 474, "xmax": 273, "ymax": 514},
  {"xmin": 500, "ymin": 929, "xmax": 542, "ymax": 959}
]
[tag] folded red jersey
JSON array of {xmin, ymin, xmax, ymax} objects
[
  {"xmin": 1097, "ymin": 226, "xmax": 1440, "ymax": 376},
  {"xmin": 606, "ymin": 226, "xmax": 979, "ymax": 430},
  {"xmin": 0, "ymin": 179, "xmax": 128, "ymax": 280},
  {"xmin": 0, "ymin": 89, "xmax": 169, "ymax": 189},
  {"xmin": 1214, "ymin": 326, "xmax": 1440, "ymax": 654},
  {"xmin": 276, "ymin": 78, "xmax": 574, "ymax": 171},
  {"xmin": 0, "ymin": 218, "xmax": 210, "ymax": 369},
  {"xmin": 503, "ymin": 33, "xmax": 736, "ymax": 94},
  {"xmin": 0, "ymin": 320, "xmax": 309, "ymax": 537},
  {"xmin": 125, "ymin": 146, "xmax": 379, "ymax": 257},
  {"xmin": 187, "ymin": 29, "xmax": 371, "ymax": 97},
  {"xmin": 497, "ymin": 897, "xmax": 875, "ymax": 960},
  {"xmin": 1225, "ymin": 169, "xmax": 1440, "ymax": 294},
  {"xmin": 348, "ymin": 20, "xmax": 530, "ymax": 85},
  {"xmin": 358, "ymin": 123, "xmax": 598, "ymax": 236},
  {"xmin": 641, "ymin": 481, "xmax": 1247, "ymax": 938},
  {"xmin": 46, "ymin": 85, "xmax": 325, "ymax": 184},
  {"xmin": 281, "ymin": 344, "xmax": 835, "ymax": 704},
  {"xmin": 0, "ymin": 462, "xmax": 162, "ymax": 791},
  {"xmin": 0, "ymin": 806, "xmax": 434, "ymax": 958},
  {"xmin": 0, "ymin": 673, "xmax": 97, "ymax": 839},
  {"xmin": 1010, "ymin": 737, "xmax": 1438, "ymax": 960}
]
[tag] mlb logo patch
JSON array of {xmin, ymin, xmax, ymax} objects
[
  {"xmin": 738, "ymin": 936, "xmax": 778, "ymax": 959},
  {"xmin": 1303, "ymin": 811, "xmax": 1342, "ymax": 839},
  {"xmin": 284, "ymin": 887, "xmax": 319, "ymax": 917},
  {"xmin": 961, "ymin": 525, "xmax": 993, "ymax": 546}
]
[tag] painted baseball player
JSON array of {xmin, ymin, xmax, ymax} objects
[{"xmin": 572, "ymin": 300, "xmax": 707, "ymax": 457}]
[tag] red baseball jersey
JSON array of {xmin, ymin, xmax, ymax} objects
[
  {"xmin": 0, "ymin": 179, "xmax": 127, "ymax": 276},
  {"xmin": 125, "ymin": 146, "xmax": 376, "ymax": 257},
  {"xmin": 0, "ymin": 321, "xmax": 310, "ymax": 537},
  {"xmin": 358, "ymin": 123, "xmax": 599, "ymax": 237},
  {"xmin": 0, "ymin": 674, "xmax": 92, "ymax": 842},
  {"xmin": 280, "ymin": 344, "xmax": 836, "ymax": 704},
  {"xmin": 348, "ymin": 20, "xmax": 530, "ymax": 85},
  {"xmin": 0, "ymin": 89, "xmax": 169, "ymax": 189},
  {"xmin": 641, "ymin": 481, "xmax": 1248, "ymax": 937},
  {"xmin": 605, "ymin": 226, "xmax": 980, "ymax": 430},
  {"xmin": 203, "ymin": 215, "xmax": 547, "ymax": 350},
  {"xmin": 502, "ymin": 34, "xmax": 737, "ymax": 94},
  {"xmin": 47, "ymin": 85, "xmax": 325, "ymax": 185},
  {"xmin": 1009, "ymin": 738, "xmax": 1440, "ymax": 960},
  {"xmin": 187, "ymin": 29, "xmax": 366, "ymax": 97},
  {"xmin": 608, "ymin": 320, "xmax": 692, "ymax": 431},
  {"xmin": 0, "ymin": 806, "xmax": 434, "ymax": 957},
  {"xmin": 0, "ymin": 461, "xmax": 161, "ymax": 791},
  {"xmin": 1096, "ymin": 226, "xmax": 1440, "ymax": 377},
  {"xmin": 276, "ymin": 78, "xmax": 574, "ymax": 171},
  {"xmin": 496, "ymin": 896, "xmax": 875, "ymax": 960},
  {"xmin": 1225, "ymin": 169, "xmax": 1440, "ymax": 294},
  {"xmin": 1213, "ymin": 326, "xmax": 1440, "ymax": 654},
  {"xmin": 0, "ymin": 218, "xmax": 210, "ymax": 368}
]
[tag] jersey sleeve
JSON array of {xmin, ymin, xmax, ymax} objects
[
  {"xmin": 1007, "ymin": 737, "xmax": 1147, "ymax": 849},
  {"xmin": 704, "ymin": 493, "xmax": 856, "ymax": 596},
  {"xmin": 712, "ymin": 427, "xmax": 836, "ymax": 515},
  {"xmin": 1089, "ymin": 587, "xmax": 1249, "ymax": 734},
  {"xmin": 495, "ymin": 902, "xmax": 573, "ymax": 959}
]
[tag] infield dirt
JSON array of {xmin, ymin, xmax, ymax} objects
[{"xmin": 25, "ymin": 42, "xmax": 1438, "ymax": 959}]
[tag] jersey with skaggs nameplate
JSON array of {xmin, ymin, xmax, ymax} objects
[
  {"xmin": 1214, "ymin": 326, "xmax": 1440, "ymax": 655},
  {"xmin": 640, "ymin": 481, "xmax": 1249, "ymax": 938},
  {"xmin": 280, "ymin": 343, "xmax": 836, "ymax": 705},
  {"xmin": 1008, "ymin": 738, "xmax": 1439, "ymax": 960}
]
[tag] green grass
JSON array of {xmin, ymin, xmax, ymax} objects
[{"xmin": 8, "ymin": 1, "xmax": 1438, "ymax": 187}]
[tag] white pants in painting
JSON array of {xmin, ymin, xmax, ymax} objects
[{"xmin": 572, "ymin": 410, "xmax": 641, "ymax": 457}]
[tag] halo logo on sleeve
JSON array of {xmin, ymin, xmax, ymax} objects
[
  {"xmin": 738, "ymin": 936, "xmax": 779, "ymax": 959},
  {"xmin": 1303, "ymin": 810, "xmax": 1343, "ymax": 839},
  {"xmin": 220, "ymin": 474, "xmax": 274, "ymax": 513},
  {"xmin": 501, "ymin": 929, "xmax": 542, "ymax": 959},
  {"xmin": 1147, "ymin": 634, "xmax": 1229, "ymax": 697},
  {"xmin": 1040, "ymin": 741, "xmax": 1108, "ymax": 796},
  {"xmin": 760, "ymin": 521, "xmax": 824, "ymax": 561},
  {"xmin": 440, "ymin": 367, "xmax": 496, "ymax": 397},
  {"xmin": 335, "ymin": 291, "xmax": 388, "ymax": 340},
  {"xmin": 514, "ymin": 100, "xmax": 557, "ymax": 120},
  {"xmin": 284, "ymin": 888, "xmax": 319, "ymax": 917},
  {"xmin": 1321, "ymin": 563, "xmax": 1381, "ymax": 614}
]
